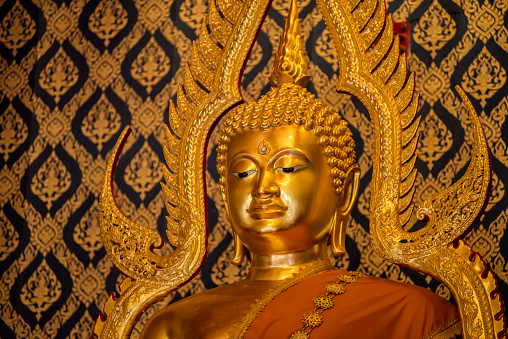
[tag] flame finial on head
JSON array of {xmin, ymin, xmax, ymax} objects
[{"xmin": 269, "ymin": 0, "xmax": 310, "ymax": 87}]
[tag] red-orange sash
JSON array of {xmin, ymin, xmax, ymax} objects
[{"xmin": 245, "ymin": 270, "xmax": 460, "ymax": 338}]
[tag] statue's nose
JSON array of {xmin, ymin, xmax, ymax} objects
[{"xmin": 254, "ymin": 169, "xmax": 280, "ymax": 197}]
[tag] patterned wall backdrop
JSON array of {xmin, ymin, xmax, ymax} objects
[{"xmin": 0, "ymin": 0, "xmax": 507, "ymax": 337}]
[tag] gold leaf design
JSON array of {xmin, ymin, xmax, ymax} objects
[
  {"xmin": 31, "ymin": 151, "xmax": 72, "ymax": 209},
  {"xmin": 461, "ymin": 46, "xmax": 506, "ymax": 107},
  {"xmin": 34, "ymin": 217, "xmax": 62, "ymax": 254},
  {"xmin": 74, "ymin": 200, "xmax": 103, "ymax": 260},
  {"xmin": 132, "ymin": 97, "xmax": 163, "ymax": 139},
  {"xmin": 39, "ymin": 47, "xmax": 79, "ymax": 103},
  {"xmin": 0, "ymin": 166, "xmax": 18, "ymax": 206},
  {"xmin": 244, "ymin": 41, "xmax": 264, "ymax": 75},
  {"xmin": 88, "ymin": 0, "xmax": 128, "ymax": 46},
  {"xmin": 469, "ymin": 224, "xmax": 496, "ymax": 259},
  {"xmin": 138, "ymin": 0, "xmax": 170, "ymax": 34},
  {"xmin": 90, "ymin": 51, "xmax": 121, "ymax": 90},
  {"xmin": 132, "ymin": 204, "xmax": 157, "ymax": 227},
  {"xmin": 40, "ymin": 109, "xmax": 71, "ymax": 147},
  {"xmin": 496, "ymin": 26, "xmax": 508, "ymax": 54},
  {"xmin": 179, "ymin": 0, "xmax": 208, "ymax": 31},
  {"xmin": 419, "ymin": 109, "xmax": 453, "ymax": 170},
  {"xmin": 415, "ymin": 63, "xmax": 449, "ymax": 105},
  {"xmin": 131, "ymin": 36, "xmax": 171, "ymax": 94},
  {"xmin": 0, "ymin": 62, "xmax": 29, "ymax": 100},
  {"xmin": 76, "ymin": 266, "xmax": 104, "ymax": 307},
  {"xmin": 0, "ymin": 0, "xmax": 36, "ymax": 56},
  {"xmin": 20, "ymin": 259, "xmax": 62, "ymax": 321},
  {"xmin": 69, "ymin": 311, "xmax": 94, "ymax": 339},
  {"xmin": 415, "ymin": 174, "xmax": 443, "ymax": 204},
  {"xmin": 471, "ymin": 209, "xmax": 508, "ymax": 285},
  {"xmin": 470, "ymin": 4, "xmax": 503, "ymax": 44},
  {"xmin": 413, "ymin": 0, "xmax": 456, "ymax": 58},
  {"xmin": 479, "ymin": 97, "xmax": 508, "ymax": 182},
  {"xmin": 124, "ymin": 142, "xmax": 162, "ymax": 200},
  {"xmin": 47, "ymin": 4, "xmax": 78, "ymax": 43},
  {"xmin": 81, "ymin": 93, "xmax": 121, "ymax": 151},
  {"xmin": 83, "ymin": 156, "xmax": 106, "ymax": 193},
  {"xmin": 363, "ymin": 246, "xmax": 390, "ymax": 276},
  {"xmin": 0, "ymin": 103, "xmax": 28, "ymax": 161},
  {"xmin": 486, "ymin": 171, "xmax": 504, "ymax": 212},
  {"xmin": 315, "ymin": 29, "xmax": 337, "ymax": 71},
  {"xmin": 0, "ymin": 210, "xmax": 19, "ymax": 261}
]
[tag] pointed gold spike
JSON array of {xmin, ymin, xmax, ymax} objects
[{"xmin": 269, "ymin": 0, "xmax": 310, "ymax": 87}]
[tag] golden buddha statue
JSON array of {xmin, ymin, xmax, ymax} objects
[
  {"xmin": 139, "ymin": 84, "xmax": 460, "ymax": 338},
  {"xmin": 93, "ymin": 0, "xmax": 506, "ymax": 338}
]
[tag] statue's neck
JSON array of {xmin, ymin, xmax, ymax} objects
[{"xmin": 247, "ymin": 242, "xmax": 332, "ymax": 281}]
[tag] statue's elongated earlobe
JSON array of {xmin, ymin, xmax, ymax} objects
[
  {"xmin": 330, "ymin": 167, "xmax": 361, "ymax": 257},
  {"xmin": 222, "ymin": 190, "xmax": 246, "ymax": 265},
  {"xmin": 330, "ymin": 212, "xmax": 347, "ymax": 257},
  {"xmin": 231, "ymin": 231, "xmax": 246, "ymax": 265}
]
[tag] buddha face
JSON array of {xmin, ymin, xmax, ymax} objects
[{"xmin": 224, "ymin": 125, "xmax": 340, "ymax": 254}]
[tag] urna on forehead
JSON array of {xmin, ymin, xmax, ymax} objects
[
  {"xmin": 225, "ymin": 125, "xmax": 324, "ymax": 161},
  {"xmin": 216, "ymin": 83, "xmax": 356, "ymax": 196}
]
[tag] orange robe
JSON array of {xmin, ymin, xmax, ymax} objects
[{"xmin": 245, "ymin": 270, "xmax": 460, "ymax": 338}]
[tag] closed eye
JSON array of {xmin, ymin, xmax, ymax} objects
[
  {"xmin": 233, "ymin": 170, "xmax": 257, "ymax": 178},
  {"xmin": 275, "ymin": 165, "xmax": 305, "ymax": 173}
]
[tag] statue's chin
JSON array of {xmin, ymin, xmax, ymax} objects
[
  {"xmin": 239, "ymin": 218, "xmax": 295, "ymax": 234},
  {"xmin": 247, "ymin": 210, "xmax": 286, "ymax": 220}
]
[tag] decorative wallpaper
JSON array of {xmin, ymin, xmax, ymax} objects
[{"xmin": 0, "ymin": 0, "xmax": 506, "ymax": 337}]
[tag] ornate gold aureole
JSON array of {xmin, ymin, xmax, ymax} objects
[
  {"xmin": 95, "ymin": 0, "xmax": 273, "ymax": 337},
  {"xmin": 95, "ymin": 0, "xmax": 506, "ymax": 339}
]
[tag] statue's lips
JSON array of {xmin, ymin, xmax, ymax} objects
[{"xmin": 246, "ymin": 204, "xmax": 288, "ymax": 219}]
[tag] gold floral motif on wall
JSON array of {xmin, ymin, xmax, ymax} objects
[
  {"xmin": 418, "ymin": 109, "xmax": 453, "ymax": 170},
  {"xmin": 30, "ymin": 151, "xmax": 72, "ymax": 210},
  {"xmin": 20, "ymin": 259, "xmax": 62, "ymax": 321},
  {"xmin": 0, "ymin": 0, "xmax": 36, "ymax": 56},
  {"xmin": 74, "ymin": 201, "xmax": 103, "ymax": 260},
  {"xmin": 124, "ymin": 142, "xmax": 163, "ymax": 200},
  {"xmin": 88, "ymin": 0, "xmax": 129, "ymax": 47},
  {"xmin": 47, "ymin": 4, "xmax": 79, "ymax": 43},
  {"xmin": 0, "ymin": 104, "xmax": 28, "ymax": 161},
  {"xmin": 82, "ymin": 93, "xmax": 122, "ymax": 151},
  {"xmin": 413, "ymin": 0, "xmax": 456, "ymax": 58},
  {"xmin": 39, "ymin": 47, "xmax": 79, "ymax": 103},
  {"xmin": 462, "ymin": 46, "xmax": 506, "ymax": 107},
  {"xmin": 131, "ymin": 36, "xmax": 171, "ymax": 94},
  {"xmin": 0, "ymin": 211, "xmax": 19, "ymax": 261}
]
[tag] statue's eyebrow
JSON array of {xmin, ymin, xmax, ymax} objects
[
  {"xmin": 227, "ymin": 153, "xmax": 259, "ymax": 171},
  {"xmin": 268, "ymin": 149, "xmax": 310, "ymax": 166}
]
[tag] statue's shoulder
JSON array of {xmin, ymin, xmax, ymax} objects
[
  {"xmin": 353, "ymin": 275, "xmax": 456, "ymax": 308},
  {"xmin": 345, "ymin": 276, "xmax": 461, "ymax": 337},
  {"xmin": 139, "ymin": 279, "xmax": 278, "ymax": 339}
]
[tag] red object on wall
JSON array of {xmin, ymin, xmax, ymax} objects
[{"xmin": 393, "ymin": 21, "xmax": 410, "ymax": 54}]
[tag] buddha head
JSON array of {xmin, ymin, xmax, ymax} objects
[
  {"xmin": 216, "ymin": 83, "xmax": 360, "ymax": 262},
  {"xmin": 215, "ymin": 0, "xmax": 360, "ymax": 264}
]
